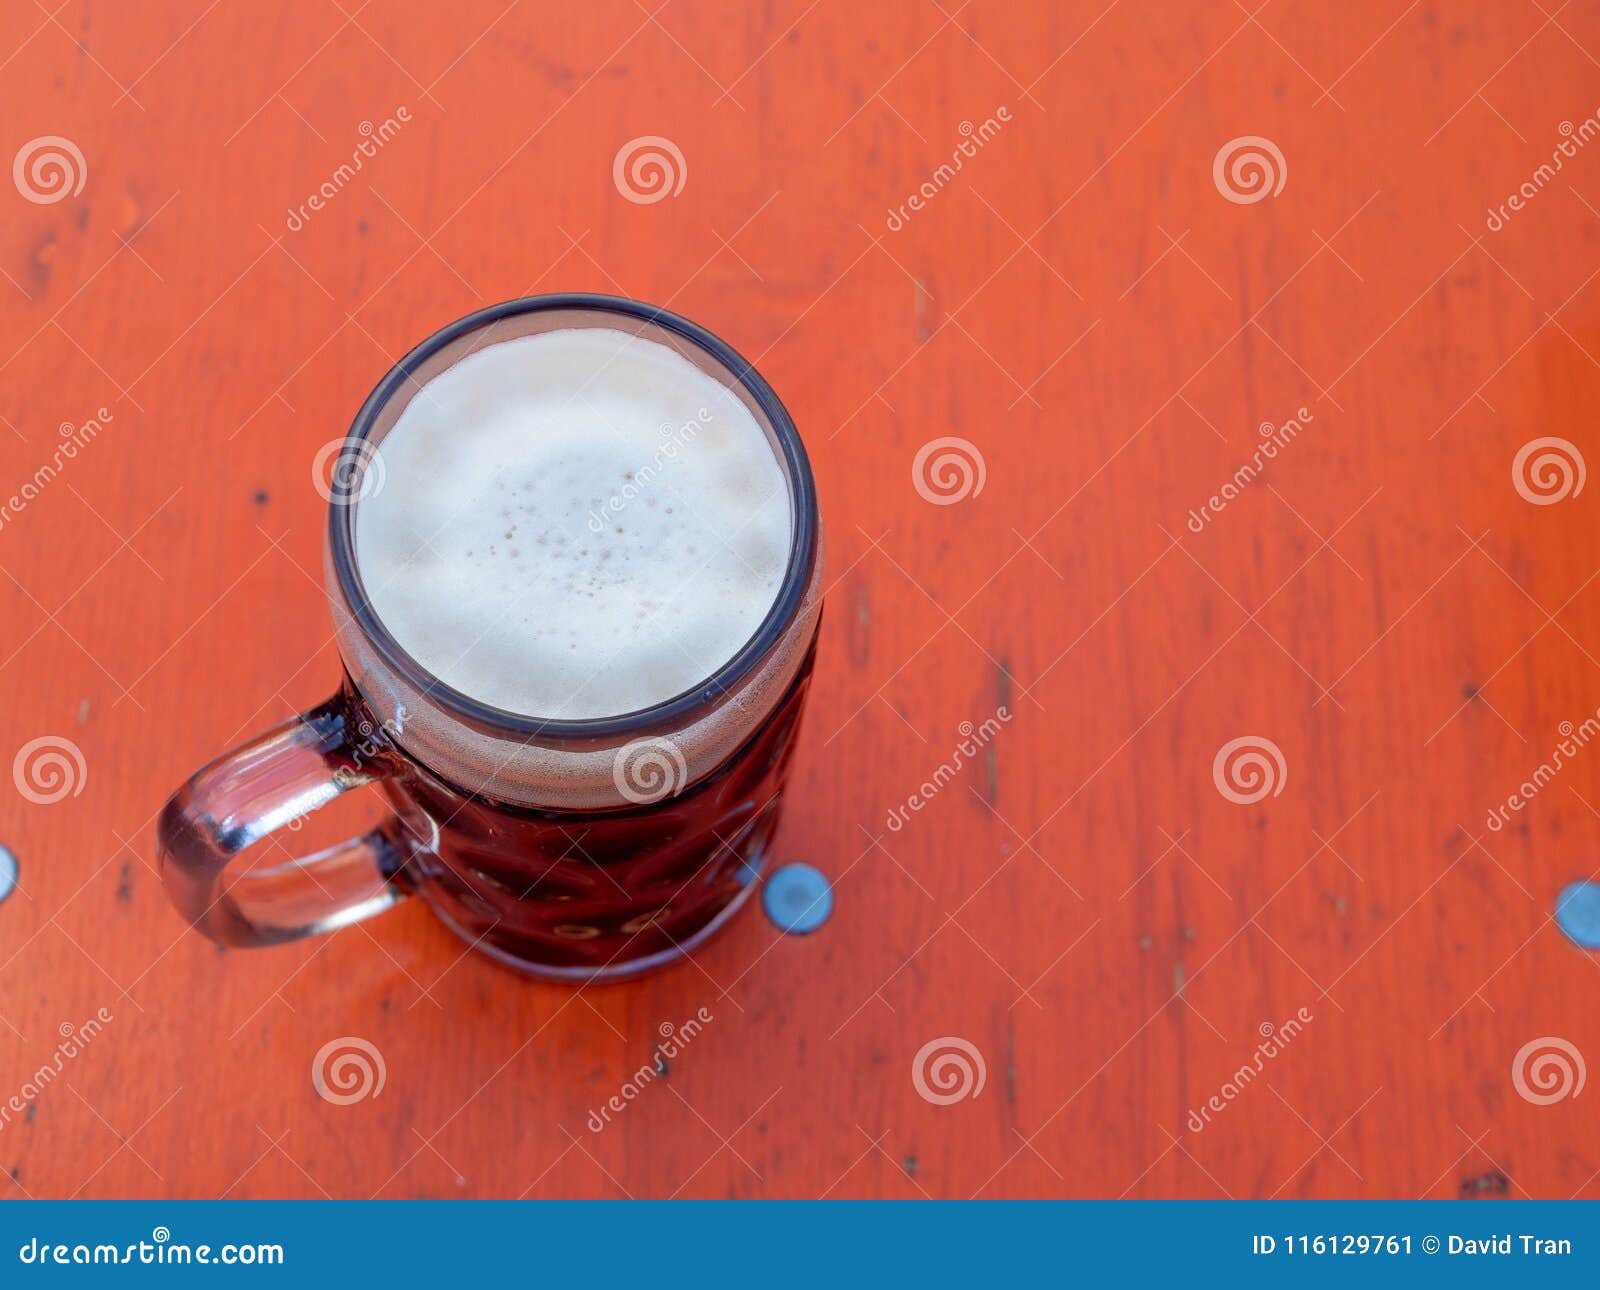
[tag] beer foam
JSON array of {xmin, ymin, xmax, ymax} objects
[{"xmin": 354, "ymin": 328, "xmax": 792, "ymax": 720}]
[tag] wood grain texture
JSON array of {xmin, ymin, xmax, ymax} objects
[{"xmin": 1, "ymin": 0, "xmax": 1599, "ymax": 1199}]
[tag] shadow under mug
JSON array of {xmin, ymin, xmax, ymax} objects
[{"xmin": 157, "ymin": 294, "xmax": 824, "ymax": 981}]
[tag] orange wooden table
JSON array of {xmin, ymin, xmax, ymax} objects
[{"xmin": 3, "ymin": 0, "xmax": 1599, "ymax": 1200}]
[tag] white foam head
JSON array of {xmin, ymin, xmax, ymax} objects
[{"xmin": 353, "ymin": 327, "xmax": 792, "ymax": 720}]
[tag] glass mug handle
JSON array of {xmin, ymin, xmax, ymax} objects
[{"xmin": 157, "ymin": 692, "xmax": 413, "ymax": 947}]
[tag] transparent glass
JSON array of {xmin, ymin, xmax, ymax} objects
[{"xmin": 157, "ymin": 294, "xmax": 823, "ymax": 981}]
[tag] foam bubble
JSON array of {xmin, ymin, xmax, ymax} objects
[{"xmin": 354, "ymin": 328, "xmax": 791, "ymax": 719}]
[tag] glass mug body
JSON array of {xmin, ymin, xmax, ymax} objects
[{"xmin": 157, "ymin": 295, "xmax": 823, "ymax": 982}]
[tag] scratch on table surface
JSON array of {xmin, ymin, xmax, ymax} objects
[
  {"xmin": 1005, "ymin": 1015, "xmax": 1017, "ymax": 1107},
  {"xmin": 995, "ymin": 659, "xmax": 1013, "ymax": 710},
  {"xmin": 114, "ymin": 191, "xmax": 145, "ymax": 241},
  {"xmin": 982, "ymin": 659, "xmax": 1012, "ymax": 803},
  {"xmin": 1459, "ymin": 1169, "xmax": 1509, "ymax": 1198},
  {"xmin": 29, "ymin": 232, "xmax": 55, "ymax": 292},
  {"xmin": 848, "ymin": 578, "xmax": 871, "ymax": 669}
]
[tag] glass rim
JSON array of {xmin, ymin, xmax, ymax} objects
[{"xmin": 327, "ymin": 292, "xmax": 820, "ymax": 744}]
